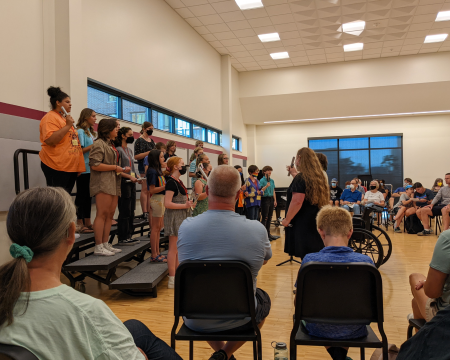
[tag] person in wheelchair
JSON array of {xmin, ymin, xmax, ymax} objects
[{"xmin": 294, "ymin": 206, "xmax": 374, "ymax": 360}]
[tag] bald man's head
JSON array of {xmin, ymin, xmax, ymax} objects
[{"xmin": 207, "ymin": 166, "xmax": 241, "ymax": 199}]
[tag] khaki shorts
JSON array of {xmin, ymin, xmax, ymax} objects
[{"xmin": 150, "ymin": 194, "xmax": 165, "ymax": 217}]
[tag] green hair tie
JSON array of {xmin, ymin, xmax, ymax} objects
[{"xmin": 10, "ymin": 243, "xmax": 34, "ymax": 263}]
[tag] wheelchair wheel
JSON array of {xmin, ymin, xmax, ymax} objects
[
  {"xmin": 370, "ymin": 224, "xmax": 393, "ymax": 265},
  {"xmin": 348, "ymin": 229, "xmax": 384, "ymax": 268}
]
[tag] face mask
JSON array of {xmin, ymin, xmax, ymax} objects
[
  {"xmin": 178, "ymin": 165, "xmax": 187, "ymax": 175},
  {"xmin": 331, "ymin": 182, "xmax": 336, "ymax": 187},
  {"xmin": 438, "ymin": 182, "xmax": 443, "ymax": 186},
  {"xmin": 380, "ymin": 182, "xmax": 383, "ymax": 186},
  {"xmin": 346, "ymin": 185, "xmax": 350, "ymax": 189},
  {"xmin": 125, "ymin": 136, "xmax": 134, "ymax": 144},
  {"xmin": 370, "ymin": 185, "xmax": 377, "ymax": 190},
  {"xmin": 146, "ymin": 129, "xmax": 153, "ymax": 136},
  {"xmin": 252, "ymin": 172, "xmax": 259, "ymax": 177},
  {"xmin": 350, "ymin": 184, "xmax": 355, "ymax": 189}
]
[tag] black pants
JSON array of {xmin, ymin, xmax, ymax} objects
[
  {"xmin": 260, "ymin": 197, "xmax": 274, "ymax": 234},
  {"xmin": 123, "ymin": 320, "xmax": 182, "ymax": 360},
  {"xmin": 41, "ymin": 162, "xmax": 77, "ymax": 194},
  {"xmin": 75, "ymin": 173, "xmax": 91, "ymax": 220},
  {"xmin": 118, "ymin": 181, "xmax": 136, "ymax": 240}
]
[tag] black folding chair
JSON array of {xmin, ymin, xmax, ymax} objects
[
  {"xmin": 171, "ymin": 261, "xmax": 262, "ymax": 360},
  {"xmin": 0, "ymin": 344, "xmax": 38, "ymax": 360},
  {"xmin": 407, "ymin": 318, "xmax": 426, "ymax": 339},
  {"xmin": 290, "ymin": 262, "xmax": 388, "ymax": 360}
]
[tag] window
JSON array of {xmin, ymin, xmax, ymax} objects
[
  {"xmin": 175, "ymin": 118, "xmax": 191, "ymax": 137},
  {"xmin": 88, "ymin": 87, "xmax": 119, "ymax": 118},
  {"xmin": 232, "ymin": 137, "xmax": 239, "ymax": 151},
  {"xmin": 152, "ymin": 110, "xmax": 173, "ymax": 132},
  {"xmin": 207, "ymin": 129, "xmax": 218, "ymax": 144},
  {"xmin": 193, "ymin": 125, "xmax": 205, "ymax": 141},
  {"xmin": 123, "ymin": 100, "xmax": 149, "ymax": 124},
  {"xmin": 309, "ymin": 135, "xmax": 403, "ymax": 189}
]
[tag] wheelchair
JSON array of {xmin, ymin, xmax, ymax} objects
[{"xmin": 349, "ymin": 204, "xmax": 393, "ymax": 268}]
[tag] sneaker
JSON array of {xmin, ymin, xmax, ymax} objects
[
  {"xmin": 104, "ymin": 243, "xmax": 122, "ymax": 253},
  {"xmin": 418, "ymin": 230, "xmax": 433, "ymax": 236},
  {"xmin": 94, "ymin": 244, "xmax": 115, "ymax": 256},
  {"xmin": 209, "ymin": 350, "xmax": 227, "ymax": 360},
  {"xmin": 394, "ymin": 227, "xmax": 402, "ymax": 233},
  {"xmin": 168, "ymin": 276, "xmax": 175, "ymax": 289},
  {"xmin": 75, "ymin": 233, "xmax": 81, "ymax": 239},
  {"xmin": 117, "ymin": 238, "xmax": 140, "ymax": 246}
]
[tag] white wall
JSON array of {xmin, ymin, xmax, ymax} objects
[
  {"xmin": 255, "ymin": 114, "xmax": 450, "ymax": 189},
  {"xmin": 231, "ymin": 67, "xmax": 247, "ymax": 155}
]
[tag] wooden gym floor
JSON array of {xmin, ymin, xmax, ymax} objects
[{"xmin": 61, "ymin": 209, "xmax": 442, "ymax": 360}]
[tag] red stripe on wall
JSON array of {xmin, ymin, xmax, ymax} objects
[
  {"xmin": 233, "ymin": 154, "xmax": 247, "ymax": 160},
  {"xmin": 0, "ymin": 102, "xmax": 46, "ymax": 120}
]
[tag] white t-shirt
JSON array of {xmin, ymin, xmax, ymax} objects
[
  {"xmin": 364, "ymin": 191, "xmax": 385, "ymax": 204},
  {"xmin": 0, "ymin": 285, "xmax": 144, "ymax": 360}
]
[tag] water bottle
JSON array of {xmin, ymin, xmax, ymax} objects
[{"xmin": 272, "ymin": 341, "xmax": 288, "ymax": 360}]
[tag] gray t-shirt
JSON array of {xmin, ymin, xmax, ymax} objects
[
  {"xmin": 178, "ymin": 210, "xmax": 272, "ymax": 332},
  {"xmin": 394, "ymin": 193, "xmax": 412, "ymax": 208},
  {"xmin": 432, "ymin": 186, "xmax": 450, "ymax": 206},
  {"xmin": 429, "ymin": 231, "xmax": 450, "ymax": 310},
  {"xmin": 118, "ymin": 146, "xmax": 137, "ymax": 178}
]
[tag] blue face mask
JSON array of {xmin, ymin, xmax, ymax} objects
[
  {"xmin": 331, "ymin": 182, "xmax": 336, "ymax": 187},
  {"xmin": 346, "ymin": 185, "xmax": 350, "ymax": 189}
]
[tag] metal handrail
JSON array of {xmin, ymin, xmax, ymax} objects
[{"xmin": 13, "ymin": 149, "xmax": 40, "ymax": 195}]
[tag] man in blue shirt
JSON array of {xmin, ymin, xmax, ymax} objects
[
  {"xmin": 295, "ymin": 205, "xmax": 374, "ymax": 360},
  {"xmin": 178, "ymin": 166, "xmax": 272, "ymax": 360},
  {"xmin": 259, "ymin": 165, "xmax": 279, "ymax": 241},
  {"xmin": 340, "ymin": 179, "xmax": 363, "ymax": 215}
]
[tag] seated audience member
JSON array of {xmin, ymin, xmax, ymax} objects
[
  {"xmin": 344, "ymin": 181, "xmax": 351, "ymax": 190},
  {"xmin": 408, "ymin": 229, "xmax": 450, "ymax": 323},
  {"xmin": 316, "ymin": 152, "xmax": 329, "ymax": 183},
  {"xmin": 378, "ymin": 179, "xmax": 391, "ymax": 204},
  {"xmin": 189, "ymin": 140, "xmax": 204, "ymax": 163},
  {"xmin": 0, "ymin": 187, "xmax": 181, "ymax": 360},
  {"xmin": 353, "ymin": 178, "xmax": 366, "ymax": 195},
  {"xmin": 410, "ymin": 183, "xmax": 435, "ymax": 232},
  {"xmin": 329, "ymin": 178, "xmax": 343, "ymax": 206},
  {"xmin": 361, "ymin": 181, "xmax": 385, "ymax": 207},
  {"xmin": 259, "ymin": 166, "xmax": 278, "ymax": 240},
  {"xmin": 188, "ymin": 146, "xmax": 204, "ymax": 186},
  {"xmin": 393, "ymin": 185, "xmax": 415, "ymax": 232},
  {"xmin": 295, "ymin": 206, "xmax": 374, "ymax": 360},
  {"xmin": 416, "ymin": 174, "xmax": 450, "ymax": 236},
  {"xmin": 178, "ymin": 166, "xmax": 272, "ymax": 360},
  {"xmin": 340, "ymin": 179, "xmax": 363, "ymax": 215},
  {"xmin": 389, "ymin": 177, "xmax": 413, "ymax": 212},
  {"xmin": 431, "ymin": 177, "xmax": 444, "ymax": 194},
  {"xmin": 357, "ymin": 178, "xmax": 367, "ymax": 192}
]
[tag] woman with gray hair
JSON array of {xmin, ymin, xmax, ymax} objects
[
  {"xmin": 0, "ymin": 187, "xmax": 181, "ymax": 360},
  {"xmin": 361, "ymin": 180, "xmax": 385, "ymax": 206}
]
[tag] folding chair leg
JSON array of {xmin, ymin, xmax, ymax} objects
[
  {"xmin": 253, "ymin": 341, "xmax": 257, "ymax": 360},
  {"xmin": 382, "ymin": 343, "xmax": 389, "ymax": 360},
  {"xmin": 257, "ymin": 339, "xmax": 262, "ymax": 360},
  {"xmin": 407, "ymin": 324, "xmax": 414, "ymax": 339},
  {"xmin": 290, "ymin": 343, "xmax": 296, "ymax": 360},
  {"xmin": 189, "ymin": 341, "xmax": 193, "ymax": 360},
  {"xmin": 360, "ymin": 347, "xmax": 365, "ymax": 360}
]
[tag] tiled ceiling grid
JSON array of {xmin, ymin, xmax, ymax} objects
[{"xmin": 164, "ymin": 0, "xmax": 450, "ymax": 71}]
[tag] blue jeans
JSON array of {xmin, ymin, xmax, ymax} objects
[
  {"xmin": 246, "ymin": 205, "xmax": 260, "ymax": 220},
  {"xmin": 124, "ymin": 320, "xmax": 182, "ymax": 360},
  {"xmin": 341, "ymin": 204, "xmax": 361, "ymax": 215}
]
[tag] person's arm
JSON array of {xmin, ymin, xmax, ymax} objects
[
  {"xmin": 419, "ymin": 267, "xmax": 449, "ymax": 299},
  {"xmin": 282, "ymin": 192, "xmax": 305, "ymax": 225},
  {"xmin": 134, "ymin": 139, "xmax": 150, "ymax": 160},
  {"xmin": 194, "ymin": 180, "xmax": 207, "ymax": 201},
  {"xmin": 149, "ymin": 184, "xmax": 165, "ymax": 194},
  {"xmin": 43, "ymin": 115, "xmax": 75, "ymax": 146},
  {"xmin": 273, "ymin": 183, "xmax": 277, "ymax": 207},
  {"xmin": 430, "ymin": 189, "xmax": 442, "ymax": 207},
  {"xmin": 164, "ymin": 190, "xmax": 193, "ymax": 209},
  {"xmin": 340, "ymin": 191, "xmax": 347, "ymax": 205}
]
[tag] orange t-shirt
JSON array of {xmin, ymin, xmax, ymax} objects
[{"xmin": 39, "ymin": 111, "xmax": 86, "ymax": 173}]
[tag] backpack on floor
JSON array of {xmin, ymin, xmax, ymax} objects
[{"xmin": 405, "ymin": 214, "xmax": 424, "ymax": 234}]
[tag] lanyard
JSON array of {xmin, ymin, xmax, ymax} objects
[
  {"xmin": 110, "ymin": 142, "xmax": 120, "ymax": 165},
  {"xmin": 170, "ymin": 175, "xmax": 189, "ymax": 201}
]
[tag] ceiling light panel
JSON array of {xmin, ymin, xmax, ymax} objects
[
  {"xmin": 424, "ymin": 34, "xmax": 448, "ymax": 43},
  {"xmin": 270, "ymin": 52, "xmax": 289, "ymax": 59},
  {"xmin": 344, "ymin": 43, "xmax": 364, "ymax": 52},
  {"xmin": 258, "ymin": 33, "xmax": 280, "ymax": 42},
  {"xmin": 235, "ymin": 0, "xmax": 264, "ymax": 10},
  {"xmin": 436, "ymin": 11, "xmax": 450, "ymax": 22},
  {"xmin": 342, "ymin": 21, "xmax": 365, "ymax": 36}
]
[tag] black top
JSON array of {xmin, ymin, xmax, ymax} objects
[
  {"xmin": 284, "ymin": 174, "xmax": 323, "ymax": 259},
  {"xmin": 146, "ymin": 168, "xmax": 165, "ymax": 195},
  {"xmin": 134, "ymin": 137, "xmax": 155, "ymax": 165},
  {"xmin": 165, "ymin": 177, "xmax": 187, "ymax": 197},
  {"xmin": 330, "ymin": 186, "xmax": 343, "ymax": 201},
  {"xmin": 164, "ymin": 153, "xmax": 177, "ymax": 161}
]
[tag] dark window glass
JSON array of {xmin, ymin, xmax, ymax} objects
[
  {"xmin": 370, "ymin": 136, "xmax": 401, "ymax": 149},
  {"xmin": 320, "ymin": 150, "xmax": 338, "ymax": 184},
  {"xmin": 309, "ymin": 138, "xmax": 338, "ymax": 150},
  {"xmin": 339, "ymin": 137, "xmax": 369, "ymax": 150},
  {"xmin": 175, "ymin": 118, "xmax": 191, "ymax": 137},
  {"xmin": 338, "ymin": 150, "xmax": 370, "ymax": 185},
  {"xmin": 88, "ymin": 87, "xmax": 119, "ymax": 118},
  {"xmin": 122, "ymin": 100, "xmax": 149, "ymax": 124},
  {"xmin": 370, "ymin": 149, "xmax": 402, "ymax": 188},
  {"xmin": 193, "ymin": 125, "xmax": 205, "ymax": 141}
]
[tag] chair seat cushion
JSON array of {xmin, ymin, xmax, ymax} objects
[
  {"xmin": 294, "ymin": 324, "xmax": 382, "ymax": 348},
  {"xmin": 0, "ymin": 343, "xmax": 39, "ymax": 360},
  {"xmin": 409, "ymin": 318, "xmax": 426, "ymax": 330},
  {"xmin": 175, "ymin": 324, "xmax": 257, "ymax": 342}
]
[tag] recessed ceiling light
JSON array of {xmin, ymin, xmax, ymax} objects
[
  {"xmin": 342, "ymin": 20, "xmax": 365, "ymax": 35},
  {"xmin": 235, "ymin": 0, "xmax": 264, "ymax": 10},
  {"xmin": 270, "ymin": 52, "xmax": 289, "ymax": 59},
  {"xmin": 424, "ymin": 34, "xmax": 448, "ymax": 43},
  {"xmin": 258, "ymin": 33, "xmax": 280, "ymax": 42},
  {"xmin": 343, "ymin": 43, "xmax": 363, "ymax": 52},
  {"xmin": 436, "ymin": 11, "xmax": 450, "ymax": 22}
]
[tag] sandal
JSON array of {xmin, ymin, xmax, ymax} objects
[
  {"xmin": 150, "ymin": 255, "xmax": 167, "ymax": 263},
  {"xmin": 79, "ymin": 226, "xmax": 94, "ymax": 234}
]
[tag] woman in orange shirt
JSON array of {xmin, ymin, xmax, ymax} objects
[{"xmin": 39, "ymin": 87, "xmax": 85, "ymax": 193}]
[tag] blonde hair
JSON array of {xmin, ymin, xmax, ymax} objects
[
  {"xmin": 316, "ymin": 205, "xmax": 353, "ymax": 237},
  {"xmin": 195, "ymin": 140, "xmax": 204, "ymax": 147},
  {"xmin": 76, "ymin": 108, "xmax": 97, "ymax": 137},
  {"xmin": 370, "ymin": 181, "xmax": 379, "ymax": 189},
  {"xmin": 194, "ymin": 147, "xmax": 203, "ymax": 154},
  {"xmin": 166, "ymin": 140, "xmax": 176, "ymax": 153},
  {"xmin": 164, "ymin": 156, "xmax": 182, "ymax": 176}
]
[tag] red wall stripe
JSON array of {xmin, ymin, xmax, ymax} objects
[{"xmin": 232, "ymin": 154, "xmax": 247, "ymax": 160}]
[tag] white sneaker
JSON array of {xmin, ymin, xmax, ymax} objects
[
  {"xmin": 168, "ymin": 276, "xmax": 175, "ymax": 289},
  {"xmin": 407, "ymin": 313, "xmax": 414, "ymax": 321},
  {"xmin": 94, "ymin": 244, "xmax": 115, "ymax": 256},
  {"xmin": 104, "ymin": 243, "xmax": 122, "ymax": 253}
]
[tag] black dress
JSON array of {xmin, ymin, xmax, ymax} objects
[{"xmin": 284, "ymin": 174, "xmax": 324, "ymax": 259}]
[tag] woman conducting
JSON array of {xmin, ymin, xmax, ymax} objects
[
  {"xmin": 90, "ymin": 119, "xmax": 130, "ymax": 256},
  {"xmin": 164, "ymin": 157, "xmax": 194, "ymax": 288},
  {"xmin": 39, "ymin": 87, "xmax": 85, "ymax": 193},
  {"xmin": 282, "ymin": 148, "xmax": 329, "ymax": 259}
]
